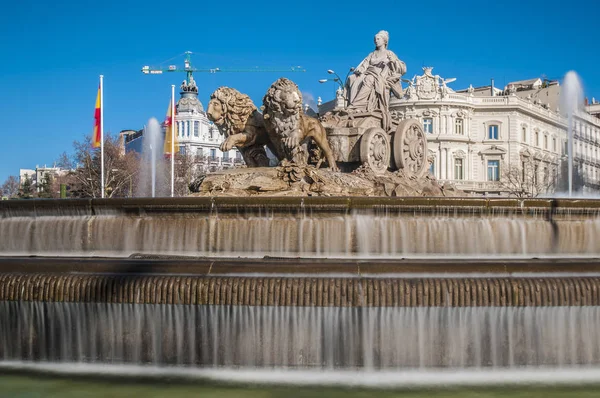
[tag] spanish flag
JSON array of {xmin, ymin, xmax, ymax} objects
[
  {"xmin": 163, "ymin": 99, "xmax": 179, "ymax": 156},
  {"xmin": 92, "ymin": 84, "xmax": 102, "ymax": 148}
]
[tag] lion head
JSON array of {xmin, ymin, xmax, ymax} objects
[
  {"xmin": 206, "ymin": 87, "xmax": 257, "ymax": 137},
  {"xmin": 262, "ymin": 78, "xmax": 303, "ymax": 139}
]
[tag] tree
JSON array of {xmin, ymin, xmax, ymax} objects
[
  {"xmin": 37, "ymin": 173, "xmax": 56, "ymax": 199},
  {"xmin": 18, "ymin": 174, "xmax": 35, "ymax": 199},
  {"xmin": 1, "ymin": 175, "xmax": 19, "ymax": 198},
  {"xmin": 500, "ymin": 160, "xmax": 557, "ymax": 198},
  {"xmin": 68, "ymin": 134, "xmax": 140, "ymax": 198},
  {"xmin": 173, "ymin": 152, "xmax": 206, "ymax": 196},
  {"xmin": 55, "ymin": 151, "xmax": 75, "ymax": 170}
]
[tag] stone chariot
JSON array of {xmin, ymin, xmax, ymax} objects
[{"xmin": 321, "ymin": 111, "xmax": 428, "ymax": 177}]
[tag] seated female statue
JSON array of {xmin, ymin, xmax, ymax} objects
[{"xmin": 346, "ymin": 30, "xmax": 406, "ymax": 130}]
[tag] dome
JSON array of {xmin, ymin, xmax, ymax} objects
[{"xmin": 177, "ymin": 91, "xmax": 204, "ymax": 114}]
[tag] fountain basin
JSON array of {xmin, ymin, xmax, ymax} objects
[{"xmin": 1, "ymin": 197, "xmax": 600, "ymax": 258}]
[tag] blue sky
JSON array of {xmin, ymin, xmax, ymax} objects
[{"xmin": 0, "ymin": 0, "xmax": 598, "ymax": 182}]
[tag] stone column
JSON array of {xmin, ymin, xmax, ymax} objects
[
  {"xmin": 442, "ymin": 115, "xmax": 447, "ymax": 135},
  {"xmin": 447, "ymin": 148, "xmax": 452, "ymax": 180}
]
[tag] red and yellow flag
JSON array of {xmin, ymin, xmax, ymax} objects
[
  {"xmin": 92, "ymin": 84, "xmax": 101, "ymax": 148},
  {"xmin": 163, "ymin": 99, "xmax": 179, "ymax": 156}
]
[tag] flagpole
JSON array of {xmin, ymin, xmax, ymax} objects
[
  {"xmin": 171, "ymin": 84, "xmax": 175, "ymax": 197},
  {"xmin": 100, "ymin": 75, "xmax": 105, "ymax": 199}
]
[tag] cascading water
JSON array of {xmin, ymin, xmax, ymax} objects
[
  {"xmin": 560, "ymin": 71, "xmax": 585, "ymax": 197},
  {"xmin": 3, "ymin": 198, "xmax": 600, "ymax": 382},
  {"xmin": 1, "ymin": 206, "xmax": 600, "ymax": 258},
  {"xmin": 4, "ymin": 302, "xmax": 600, "ymax": 369},
  {"xmin": 135, "ymin": 118, "xmax": 168, "ymax": 198}
]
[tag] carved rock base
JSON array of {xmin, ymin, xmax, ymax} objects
[{"xmin": 191, "ymin": 166, "xmax": 466, "ymax": 198}]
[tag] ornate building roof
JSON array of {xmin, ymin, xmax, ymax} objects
[
  {"xmin": 403, "ymin": 67, "xmax": 456, "ymax": 101},
  {"xmin": 177, "ymin": 76, "xmax": 204, "ymax": 114}
]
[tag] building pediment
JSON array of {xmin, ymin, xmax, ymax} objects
[
  {"xmin": 520, "ymin": 148, "xmax": 533, "ymax": 158},
  {"xmin": 479, "ymin": 145, "xmax": 507, "ymax": 157}
]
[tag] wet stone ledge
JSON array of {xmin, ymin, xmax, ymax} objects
[
  {"xmin": 1, "ymin": 273, "xmax": 599, "ymax": 307},
  {"xmin": 3, "ymin": 197, "xmax": 600, "ymax": 218}
]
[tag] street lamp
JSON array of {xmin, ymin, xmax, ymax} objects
[
  {"xmin": 319, "ymin": 77, "xmax": 343, "ymax": 91},
  {"xmin": 319, "ymin": 68, "xmax": 356, "ymax": 92}
]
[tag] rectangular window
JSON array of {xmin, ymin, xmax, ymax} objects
[
  {"xmin": 236, "ymin": 151, "xmax": 242, "ymax": 160},
  {"xmin": 553, "ymin": 137, "xmax": 557, "ymax": 152},
  {"xmin": 544, "ymin": 135, "xmax": 548, "ymax": 149},
  {"xmin": 223, "ymin": 151, "xmax": 229, "ymax": 160},
  {"xmin": 194, "ymin": 121, "xmax": 200, "ymax": 137},
  {"xmin": 423, "ymin": 118, "xmax": 433, "ymax": 134},
  {"xmin": 210, "ymin": 149, "xmax": 216, "ymax": 159},
  {"xmin": 487, "ymin": 160, "xmax": 500, "ymax": 181},
  {"xmin": 455, "ymin": 119, "xmax": 464, "ymax": 135},
  {"xmin": 454, "ymin": 158, "xmax": 463, "ymax": 180},
  {"xmin": 522, "ymin": 127, "xmax": 527, "ymax": 143},
  {"xmin": 488, "ymin": 125, "xmax": 499, "ymax": 140},
  {"xmin": 535, "ymin": 131, "xmax": 539, "ymax": 146}
]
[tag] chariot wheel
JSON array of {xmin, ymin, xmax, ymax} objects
[
  {"xmin": 392, "ymin": 119, "xmax": 428, "ymax": 177},
  {"xmin": 360, "ymin": 127, "xmax": 390, "ymax": 175}
]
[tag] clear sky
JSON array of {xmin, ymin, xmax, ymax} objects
[{"xmin": 0, "ymin": 0, "xmax": 598, "ymax": 183}]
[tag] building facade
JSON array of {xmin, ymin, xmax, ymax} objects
[{"xmin": 125, "ymin": 78, "xmax": 243, "ymax": 172}]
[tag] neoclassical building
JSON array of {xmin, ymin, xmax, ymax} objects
[
  {"xmin": 319, "ymin": 67, "xmax": 600, "ymax": 196},
  {"xmin": 125, "ymin": 79, "xmax": 243, "ymax": 172},
  {"xmin": 173, "ymin": 79, "xmax": 243, "ymax": 171}
]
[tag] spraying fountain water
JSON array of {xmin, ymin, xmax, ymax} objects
[
  {"xmin": 136, "ymin": 118, "xmax": 168, "ymax": 198},
  {"xmin": 560, "ymin": 71, "xmax": 585, "ymax": 197}
]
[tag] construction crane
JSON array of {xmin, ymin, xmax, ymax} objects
[{"xmin": 142, "ymin": 51, "xmax": 306, "ymax": 84}]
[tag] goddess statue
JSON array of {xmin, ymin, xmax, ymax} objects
[{"xmin": 346, "ymin": 30, "xmax": 406, "ymax": 130}]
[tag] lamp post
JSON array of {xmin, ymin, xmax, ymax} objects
[{"xmin": 318, "ymin": 68, "xmax": 355, "ymax": 98}]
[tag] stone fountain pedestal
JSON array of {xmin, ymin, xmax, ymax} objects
[{"xmin": 191, "ymin": 165, "xmax": 463, "ymax": 198}]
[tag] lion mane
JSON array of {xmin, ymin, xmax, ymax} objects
[
  {"xmin": 208, "ymin": 87, "xmax": 257, "ymax": 137},
  {"xmin": 207, "ymin": 87, "xmax": 271, "ymax": 167},
  {"xmin": 262, "ymin": 78, "xmax": 339, "ymax": 171},
  {"xmin": 262, "ymin": 78, "xmax": 302, "ymax": 141}
]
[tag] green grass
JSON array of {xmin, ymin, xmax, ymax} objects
[{"xmin": 1, "ymin": 374, "xmax": 600, "ymax": 398}]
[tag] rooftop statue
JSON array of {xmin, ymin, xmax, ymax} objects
[{"xmin": 346, "ymin": 30, "xmax": 406, "ymax": 131}]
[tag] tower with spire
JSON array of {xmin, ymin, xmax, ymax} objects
[{"xmin": 172, "ymin": 72, "xmax": 242, "ymax": 171}]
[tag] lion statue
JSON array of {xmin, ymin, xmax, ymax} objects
[
  {"xmin": 262, "ymin": 78, "xmax": 339, "ymax": 171},
  {"xmin": 207, "ymin": 87, "xmax": 282, "ymax": 167}
]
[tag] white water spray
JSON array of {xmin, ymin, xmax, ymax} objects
[
  {"xmin": 560, "ymin": 71, "xmax": 585, "ymax": 197},
  {"xmin": 136, "ymin": 118, "xmax": 168, "ymax": 197}
]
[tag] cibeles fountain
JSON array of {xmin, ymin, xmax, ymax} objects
[{"xmin": 2, "ymin": 30, "xmax": 600, "ymax": 387}]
